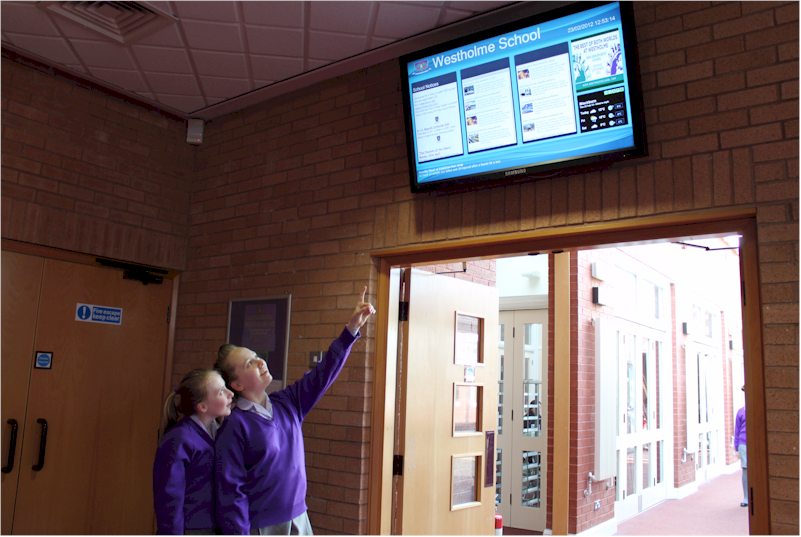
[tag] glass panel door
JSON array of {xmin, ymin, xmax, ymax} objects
[
  {"xmin": 496, "ymin": 310, "xmax": 548, "ymax": 532},
  {"xmin": 615, "ymin": 320, "xmax": 671, "ymax": 519}
]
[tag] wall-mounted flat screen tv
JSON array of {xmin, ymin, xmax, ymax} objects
[{"xmin": 400, "ymin": 1, "xmax": 646, "ymax": 193}]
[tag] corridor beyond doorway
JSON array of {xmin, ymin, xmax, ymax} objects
[{"xmin": 613, "ymin": 467, "xmax": 748, "ymax": 536}]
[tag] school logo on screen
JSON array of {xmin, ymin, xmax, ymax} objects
[{"xmin": 412, "ymin": 60, "xmax": 431, "ymax": 75}]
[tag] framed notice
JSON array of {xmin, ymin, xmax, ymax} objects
[{"xmin": 227, "ymin": 295, "xmax": 291, "ymax": 393}]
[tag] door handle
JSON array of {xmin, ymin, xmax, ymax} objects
[
  {"xmin": 32, "ymin": 419, "xmax": 47, "ymax": 471},
  {"xmin": 2, "ymin": 419, "xmax": 18, "ymax": 473}
]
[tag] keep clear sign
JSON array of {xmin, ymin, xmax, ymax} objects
[{"xmin": 75, "ymin": 303, "xmax": 123, "ymax": 325}]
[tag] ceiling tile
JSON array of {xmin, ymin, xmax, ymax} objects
[
  {"xmin": 399, "ymin": 1, "xmax": 445, "ymax": 6},
  {"xmin": 71, "ymin": 39, "xmax": 137, "ymax": 69},
  {"xmin": 1, "ymin": 0, "xmax": 517, "ymax": 119},
  {"xmin": 181, "ymin": 20, "xmax": 244, "ymax": 52},
  {"xmin": 310, "ymin": 2, "xmax": 374, "ymax": 34},
  {"xmin": 245, "ymin": 26, "xmax": 303, "ymax": 57},
  {"xmin": 145, "ymin": 72, "xmax": 201, "ymax": 96},
  {"xmin": 3, "ymin": 34, "xmax": 79, "ymax": 64},
  {"xmin": 449, "ymin": 2, "xmax": 510, "ymax": 12},
  {"xmin": 306, "ymin": 59, "xmax": 330, "ymax": 71},
  {"xmin": 130, "ymin": 24, "xmax": 185, "ymax": 47},
  {"xmin": 64, "ymin": 64, "xmax": 88, "ymax": 74},
  {"xmin": 191, "ymin": 50, "xmax": 249, "ymax": 78},
  {"xmin": 442, "ymin": 8, "xmax": 477, "ymax": 25},
  {"xmin": 174, "ymin": 1, "xmax": 239, "ymax": 22},
  {"xmin": 367, "ymin": 36, "xmax": 396, "ymax": 49},
  {"xmin": 242, "ymin": 1, "xmax": 304, "ymax": 28},
  {"xmin": 133, "ymin": 46, "xmax": 193, "ymax": 74},
  {"xmin": 374, "ymin": 3, "xmax": 442, "ymax": 39},
  {"xmin": 199, "ymin": 76, "xmax": 252, "ymax": 99},
  {"xmin": 250, "ymin": 55, "xmax": 304, "ymax": 82},
  {"xmin": 308, "ymin": 31, "xmax": 367, "ymax": 62},
  {"xmin": 154, "ymin": 94, "xmax": 206, "ymax": 114},
  {"xmin": 0, "ymin": 2, "xmax": 60, "ymax": 36},
  {"xmin": 89, "ymin": 68, "xmax": 149, "ymax": 93}
]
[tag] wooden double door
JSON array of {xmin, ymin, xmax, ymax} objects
[{"xmin": 1, "ymin": 250, "xmax": 171, "ymax": 534}]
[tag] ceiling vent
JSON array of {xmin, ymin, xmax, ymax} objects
[{"xmin": 39, "ymin": 1, "xmax": 176, "ymax": 44}]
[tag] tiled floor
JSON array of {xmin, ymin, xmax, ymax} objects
[{"xmin": 501, "ymin": 467, "xmax": 749, "ymax": 536}]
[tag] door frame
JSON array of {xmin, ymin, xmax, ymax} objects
[{"xmin": 367, "ymin": 207, "xmax": 768, "ymax": 535}]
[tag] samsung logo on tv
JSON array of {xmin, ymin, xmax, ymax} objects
[{"xmin": 505, "ymin": 168, "xmax": 527, "ymax": 176}]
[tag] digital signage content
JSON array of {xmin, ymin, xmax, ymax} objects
[{"xmin": 401, "ymin": 1, "xmax": 646, "ymax": 193}]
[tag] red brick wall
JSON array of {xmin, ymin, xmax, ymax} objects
[
  {"xmin": 2, "ymin": 1, "xmax": 798, "ymax": 534},
  {"xmin": 1, "ymin": 56, "xmax": 192, "ymax": 270}
]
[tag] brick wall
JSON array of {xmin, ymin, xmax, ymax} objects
[
  {"xmin": 1, "ymin": 55, "xmax": 192, "ymax": 270},
  {"xmin": 1, "ymin": 1, "xmax": 798, "ymax": 534}
]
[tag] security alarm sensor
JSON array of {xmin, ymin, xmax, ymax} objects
[{"xmin": 186, "ymin": 118, "xmax": 204, "ymax": 145}]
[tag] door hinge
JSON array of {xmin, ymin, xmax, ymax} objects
[
  {"xmin": 166, "ymin": 305, "xmax": 171, "ymax": 324},
  {"xmin": 393, "ymin": 455, "xmax": 403, "ymax": 476},
  {"xmin": 398, "ymin": 301, "xmax": 409, "ymax": 322},
  {"xmin": 513, "ymin": 327, "xmax": 515, "ymax": 338}
]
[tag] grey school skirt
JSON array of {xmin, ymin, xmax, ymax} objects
[{"xmin": 250, "ymin": 511, "xmax": 313, "ymax": 536}]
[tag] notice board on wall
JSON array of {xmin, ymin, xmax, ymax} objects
[{"xmin": 227, "ymin": 295, "xmax": 291, "ymax": 392}]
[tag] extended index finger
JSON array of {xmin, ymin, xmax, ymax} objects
[{"xmin": 359, "ymin": 285, "xmax": 367, "ymax": 303}]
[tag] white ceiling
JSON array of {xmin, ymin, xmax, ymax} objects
[{"xmin": 0, "ymin": 1, "xmax": 550, "ymax": 121}]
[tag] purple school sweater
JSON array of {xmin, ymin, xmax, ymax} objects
[
  {"xmin": 215, "ymin": 328, "xmax": 358, "ymax": 534},
  {"xmin": 734, "ymin": 405, "xmax": 746, "ymax": 451},
  {"xmin": 153, "ymin": 416, "xmax": 216, "ymax": 534}
]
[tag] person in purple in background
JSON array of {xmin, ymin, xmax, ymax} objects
[
  {"xmin": 154, "ymin": 369, "xmax": 235, "ymax": 534},
  {"xmin": 214, "ymin": 287, "xmax": 375, "ymax": 535},
  {"xmin": 734, "ymin": 385, "xmax": 748, "ymax": 507}
]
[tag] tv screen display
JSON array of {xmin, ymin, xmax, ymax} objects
[{"xmin": 400, "ymin": 1, "xmax": 646, "ymax": 193}]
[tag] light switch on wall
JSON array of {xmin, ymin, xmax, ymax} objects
[{"xmin": 309, "ymin": 351, "xmax": 324, "ymax": 367}]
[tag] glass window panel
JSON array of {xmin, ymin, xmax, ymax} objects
[
  {"xmin": 521, "ymin": 451, "xmax": 540, "ymax": 508},
  {"xmin": 704, "ymin": 310, "xmax": 713, "ymax": 338},
  {"xmin": 656, "ymin": 440, "xmax": 663, "ymax": 485},
  {"xmin": 697, "ymin": 434, "xmax": 703, "ymax": 469},
  {"xmin": 627, "ymin": 447, "xmax": 636, "ymax": 496},
  {"xmin": 655, "ymin": 342, "xmax": 661, "ymax": 430},
  {"xmin": 455, "ymin": 314, "xmax": 481, "ymax": 365},
  {"xmin": 522, "ymin": 381, "xmax": 541, "ymax": 437},
  {"xmin": 498, "ymin": 324, "xmax": 505, "ymax": 435},
  {"xmin": 642, "ymin": 442, "xmax": 651, "ymax": 490},
  {"xmin": 616, "ymin": 269, "xmax": 637, "ymax": 313},
  {"xmin": 693, "ymin": 305, "xmax": 702, "ymax": 335},
  {"xmin": 641, "ymin": 337, "xmax": 649, "ymax": 432},
  {"xmin": 626, "ymin": 336, "xmax": 635, "ymax": 434},
  {"xmin": 706, "ymin": 431, "xmax": 712, "ymax": 465},
  {"xmin": 495, "ymin": 449, "xmax": 502, "ymax": 505},
  {"xmin": 638, "ymin": 279, "xmax": 660, "ymax": 319},
  {"xmin": 454, "ymin": 385, "xmax": 481, "ymax": 433},
  {"xmin": 452, "ymin": 456, "xmax": 479, "ymax": 507}
]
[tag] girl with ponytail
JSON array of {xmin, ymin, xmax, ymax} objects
[{"xmin": 153, "ymin": 369, "xmax": 234, "ymax": 534}]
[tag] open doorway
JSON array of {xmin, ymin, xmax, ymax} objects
[{"xmin": 368, "ymin": 210, "xmax": 768, "ymax": 535}]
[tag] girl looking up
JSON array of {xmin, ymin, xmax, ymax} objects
[
  {"xmin": 154, "ymin": 369, "xmax": 234, "ymax": 535},
  {"xmin": 214, "ymin": 286, "xmax": 375, "ymax": 535}
]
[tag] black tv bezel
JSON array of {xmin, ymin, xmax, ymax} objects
[{"xmin": 400, "ymin": 1, "xmax": 647, "ymax": 194}]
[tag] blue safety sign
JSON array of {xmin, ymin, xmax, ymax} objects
[
  {"xmin": 35, "ymin": 351, "xmax": 53, "ymax": 369},
  {"xmin": 75, "ymin": 303, "xmax": 123, "ymax": 325}
]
